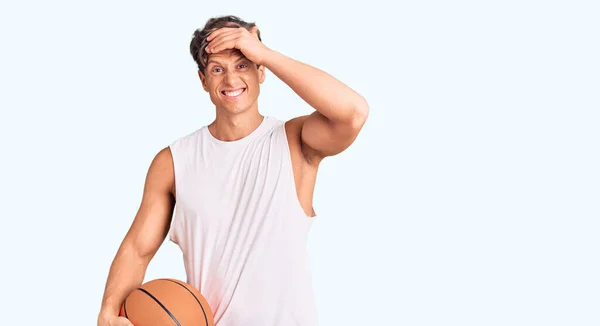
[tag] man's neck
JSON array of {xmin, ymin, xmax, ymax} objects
[{"xmin": 209, "ymin": 110, "xmax": 264, "ymax": 142}]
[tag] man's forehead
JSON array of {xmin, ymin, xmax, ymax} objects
[{"xmin": 207, "ymin": 49, "xmax": 246, "ymax": 63}]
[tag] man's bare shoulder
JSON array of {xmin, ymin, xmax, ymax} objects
[
  {"xmin": 285, "ymin": 115, "xmax": 321, "ymax": 166},
  {"xmin": 284, "ymin": 115, "xmax": 308, "ymax": 138},
  {"xmin": 284, "ymin": 116, "xmax": 307, "ymax": 155},
  {"xmin": 146, "ymin": 147, "xmax": 176, "ymax": 196},
  {"xmin": 151, "ymin": 147, "xmax": 174, "ymax": 172}
]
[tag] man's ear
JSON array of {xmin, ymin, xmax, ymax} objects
[
  {"xmin": 198, "ymin": 70, "xmax": 209, "ymax": 91},
  {"xmin": 258, "ymin": 64, "xmax": 266, "ymax": 84}
]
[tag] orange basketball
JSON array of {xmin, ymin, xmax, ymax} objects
[{"xmin": 119, "ymin": 278, "xmax": 214, "ymax": 326}]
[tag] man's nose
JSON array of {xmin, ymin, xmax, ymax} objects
[{"xmin": 223, "ymin": 69, "xmax": 239, "ymax": 85}]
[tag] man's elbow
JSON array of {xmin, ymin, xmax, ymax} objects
[{"xmin": 350, "ymin": 96, "xmax": 369, "ymax": 130}]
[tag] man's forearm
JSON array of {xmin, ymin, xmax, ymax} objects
[
  {"xmin": 261, "ymin": 50, "xmax": 368, "ymax": 123},
  {"xmin": 98, "ymin": 244, "xmax": 147, "ymax": 319}
]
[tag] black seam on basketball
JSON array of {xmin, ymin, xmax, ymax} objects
[
  {"xmin": 137, "ymin": 288, "xmax": 181, "ymax": 326},
  {"xmin": 164, "ymin": 279, "xmax": 209, "ymax": 325}
]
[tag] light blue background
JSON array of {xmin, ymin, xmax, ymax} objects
[{"xmin": 0, "ymin": 0, "xmax": 598, "ymax": 325}]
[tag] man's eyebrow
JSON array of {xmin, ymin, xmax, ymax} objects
[
  {"xmin": 206, "ymin": 59, "xmax": 222, "ymax": 66},
  {"xmin": 206, "ymin": 56, "xmax": 248, "ymax": 67}
]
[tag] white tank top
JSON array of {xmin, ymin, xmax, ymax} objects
[{"xmin": 168, "ymin": 116, "xmax": 318, "ymax": 326}]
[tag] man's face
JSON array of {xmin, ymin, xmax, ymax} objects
[{"xmin": 199, "ymin": 49, "xmax": 265, "ymax": 114}]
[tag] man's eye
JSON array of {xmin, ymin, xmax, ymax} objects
[
  {"xmin": 238, "ymin": 64, "xmax": 248, "ymax": 69},
  {"xmin": 212, "ymin": 67, "xmax": 223, "ymax": 73}
]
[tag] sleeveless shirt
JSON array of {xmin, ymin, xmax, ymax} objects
[{"xmin": 168, "ymin": 116, "xmax": 319, "ymax": 326}]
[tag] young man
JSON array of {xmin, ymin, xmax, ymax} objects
[{"xmin": 97, "ymin": 15, "xmax": 368, "ymax": 326}]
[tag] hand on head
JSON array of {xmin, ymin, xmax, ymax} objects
[{"xmin": 205, "ymin": 26, "xmax": 269, "ymax": 65}]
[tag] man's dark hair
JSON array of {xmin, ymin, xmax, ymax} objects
[{"xmin": 190, "ymin": 15, "xmax": 262, "ymax": 75}]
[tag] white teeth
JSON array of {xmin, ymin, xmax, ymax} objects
[{"xmin": 224, "ymin": 89, "xmax": 244, "ymax": 97}]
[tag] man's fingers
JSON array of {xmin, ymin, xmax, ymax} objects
[
  {"xmin": 110, "ymin": 316, "xmax": 134, "ymax": 326},
  {"xmin": 207, "ymin": 38, "xmax": 236, "ymax": 54},
  {"xmin": 205, "ymin": 27, "xmax": 258, "ymax": 54},
  {"xmin": 206, "ymin": 30, "xmax": 242, "ymax": 53},
  {"xmin": 206, "ymin": 26, "xmax": 240, "ymax": 41},
  {"xmin": 209, "ymin": 33, "xmax": 238, "ymax": 48}
]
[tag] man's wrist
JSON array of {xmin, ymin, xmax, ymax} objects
[
  {"xmin": 259, "ymin": 48, "xmax": 281, "ymax": 68},
  {"xmin": 98, "ymin": 307, "xmax": 118, "ymax": 321}
]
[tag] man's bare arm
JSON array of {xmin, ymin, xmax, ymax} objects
[
  {"xmin": 261, "ymin": 50, "xmax": 369, "ymax": 163},
  {"xmin": 97, "ymin": 147, "xmax": 175, "ymax": 324}
]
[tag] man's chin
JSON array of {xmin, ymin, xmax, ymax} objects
[{"xmin": 218, "ymin": 104, "xmax": 250, "ymax": 114}]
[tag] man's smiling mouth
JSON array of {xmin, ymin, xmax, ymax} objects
[{"xmin": 221, "ymin": 88, "xmax": 246, "ymax": 97}]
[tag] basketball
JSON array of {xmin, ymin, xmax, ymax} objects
[{"xmin": 119, "ymin": 278, "xmax": 214, "ymax": 326}]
